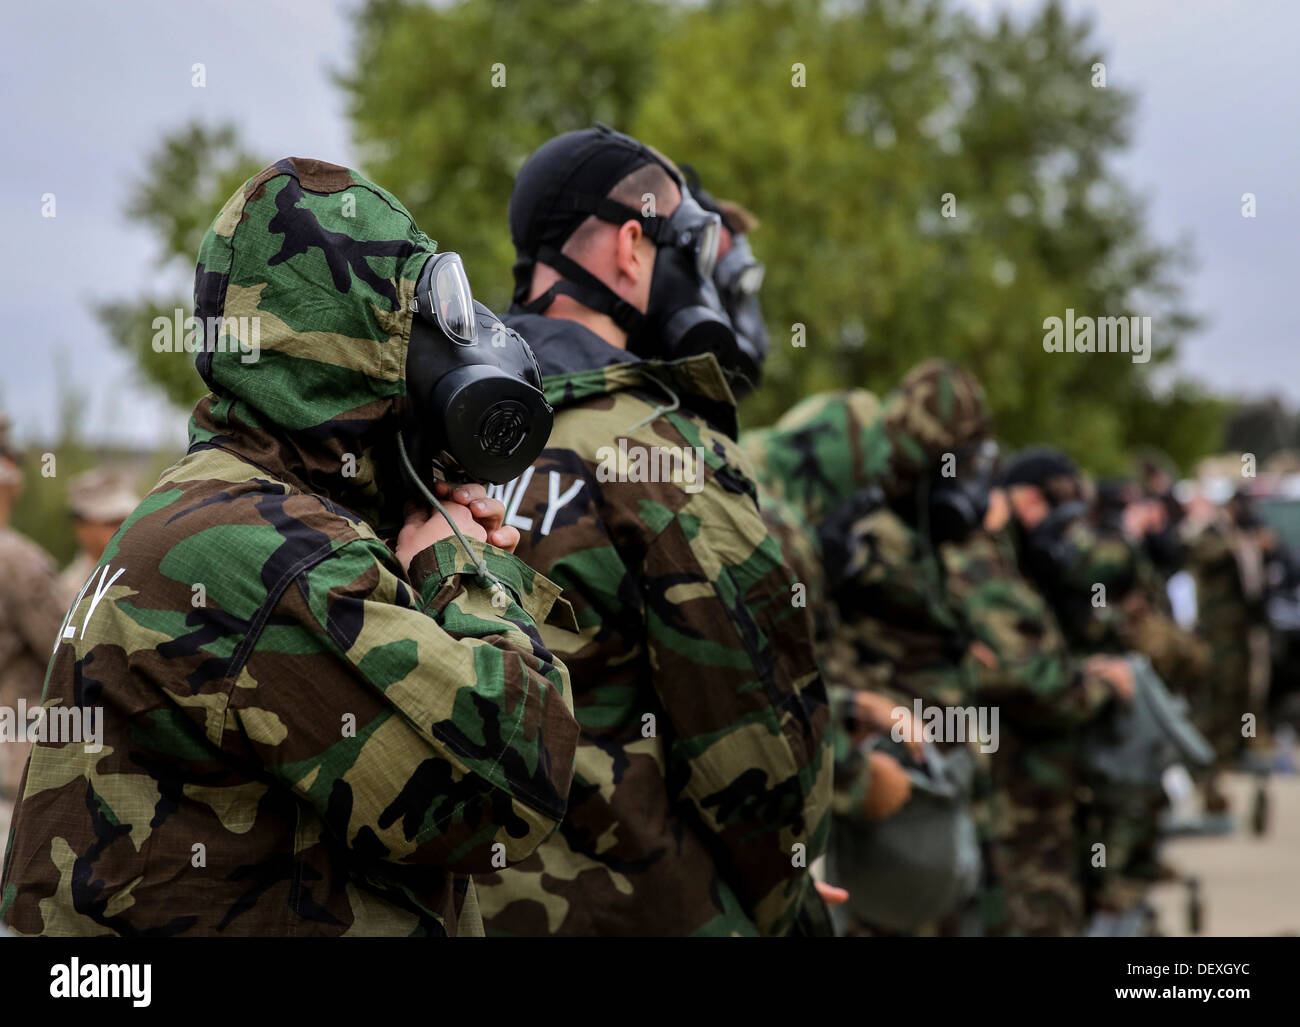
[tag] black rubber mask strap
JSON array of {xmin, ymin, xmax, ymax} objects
[
  {"xmin": 561, "ymin": 193, "xmax": 671, "ymax": 244},
  {"xmin": 519, "ymin": 246, "xmax": 646, "ymax": 335}
]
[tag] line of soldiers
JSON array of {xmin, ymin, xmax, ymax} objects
[
  {"xmin": 0, "ymin": 125, "xmax": 1276, "ymax": 936},
  {"xmin": 743, "ymin": 371, "xmax": 1277, "ymax": 935}
]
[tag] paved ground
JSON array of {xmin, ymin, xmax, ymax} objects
[{"xmin": 1149, "ymin": 771, "xmax": 1300, "ymax": 937}]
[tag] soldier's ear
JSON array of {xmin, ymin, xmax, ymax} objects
[{"xmin": 614, "ymin": 220, "xmax": 647, "ymax": 284}]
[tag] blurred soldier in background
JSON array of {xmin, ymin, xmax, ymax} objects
[
  {"xmin": 748, "ymin": 363, "xmax": 1133, "ymax": 936},
  {"xmin": 1088, "ymin": 475, "xmax": 1211, "ymax": 912},
  {"xmin": 56, "ymin": 469, "xmax": 140, "ymax": 608},
  {"xmin": 742, "ymin": 386, "xmax": 919, "ymax": 933},
  {"xmin": 474, "ymin": 126, "xmax": 830, "ymax": 937},
  {"xmin": 1135, "ymin": 452, "xmax": 1191, "ymax": 584},
  {"xmin": 1000, "ymin": 449, "xmax": 1201, "ymax": 928},
  {"xmin": 1092, "ymin": 476, "xmax": 1210, "ymax": 706},
  {"xmin": 1186, "ymin": 489, "xmax": 1272, "ymax": 814},
  {"xmin": 0, "ymin": 415, "xmax": 65, "ymax": 865}
]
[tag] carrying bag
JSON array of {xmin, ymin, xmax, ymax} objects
[
  {"xmin": 1082, "ymin": 653, "xmax": 1214, "ymax": 788},
  {"xmin": 827, "ymin": 739, "xmax": 982, "ymax": 933}
]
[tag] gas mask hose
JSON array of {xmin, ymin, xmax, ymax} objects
[
  {"xmin": 396, "ymin": 431, "xmax": 509, "ymax": 602},
  {"xmin": 625, "ymin": 372, "xmax": 681, "ymax": 433}
]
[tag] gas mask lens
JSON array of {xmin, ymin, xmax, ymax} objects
[
  {"xmin": 969, "ymin": 439, "xmax": 1000, "ymax": 477},
  {"xmin": 666, "ymin": 189, "xmax": 721, "ymax": 282},
  {"xmin": 717, "ymin": 238, "xmax": 766, "ymax": 297},
  {"xmin": 420, "ymin": 252, "xmax": 477, "ymax": 345},
  {"xmin": 692, "ymin": 214, "xmax": 720, "ymax": 280},
  {"xmin": 737, "ymin": 262, "xmax": 765, "ymax": 295}
]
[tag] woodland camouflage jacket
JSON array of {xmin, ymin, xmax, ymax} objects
[
  {"xmin": 0, "ymin": 158, "xmax": 580, "ymax": 937},
  {"xmin": 474, "ymin": 313, "xmax": 831, "ymax": 937}
]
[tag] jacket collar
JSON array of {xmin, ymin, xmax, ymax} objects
[{"xmin": 504, "ymin": 312, "xmax": 740, "ymax": 437}]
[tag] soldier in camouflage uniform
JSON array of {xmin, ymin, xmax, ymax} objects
[
  {"xmin": 1088, "ymin": 477, "xmax": 1209, "ymax": 893},
  {"xmin": 1185, "ymin": 490, "xmax": 1270, "ymax": 813},
  {"xmin": 748, "ymin": 446, "xmax": 914, "ymax": 931},
  {"xmin": 746, "ymin": 363, "xmax": 1129, "ymax": 936},
  {"xmin": 1092, "ymin": 479, "xmax": 1209, "ymax": 696},
  {"xmin": 1, "ymin": 158, "xmax": 581, "ymax": 937},
  {"xmin": 0, "ymin": 419, "xmax": 66, "ymax": 868},
  {"xmin": 1000, "ymin": 450, "xmax": 1181, "ymax": 920},
  {"xmin": 474, "ymin": 128, "xmax": 830, "ymax": 937}
]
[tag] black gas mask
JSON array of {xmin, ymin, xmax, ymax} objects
[
  {"xmin": 632, "ymin": 185, "xmax": 738, "ymax": 365},
  {"xmin": 927, "ymin": 439, "xmax": 999, "ymax": 543},
  {"xmin": 710, "ymin": 231, "xmax": 768, "ymax": 397},
  {"xmin": 1020, "ymin": 498, "xmax": 1090, "ymax": 590},
  {"xmin": 400, "ymin": 251, "xmax": 553, "ymax": 486},
  {"xmin": 1143, "ymin": 517, "xmax": 1187, "ymax": 575}
]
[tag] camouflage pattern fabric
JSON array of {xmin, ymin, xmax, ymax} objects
[
  {"xmin": 757, "ymin": 489, "xmax": 835, "ymax": 649},
  {"xmin": 475, "ymin": 314, "xmax": 830, "ymax": 937},
  {"xmin": 1187, "ymin": 519, "xmax": 1264, "ymax": 764},
  {"xmin": 740, "ymin": 388, "xmax": 888, "ymax": 524},
  {"xmin": 1008, "ymin": 506, "xmax": 1181, "ymax": 915},
  {"xmin": 942, "ymin": 529, "xmax": 1113, "ymax": 936},
  {"xmin": 749, "ymin": 363, "xmax": 1112, "ymax": 936},
  {"xmin": 822, "ymin": 506, "xmax": 1112, "ymax": 936},
  {"xmin": 0, "ymin": 158, "xmax": 580, "ymax": 937},
  {"xmin": 876, "ymin": 360, "xmax": 993, "ymax": 499},
  {"xmin": 0, "ymin": 528, "xmax": 64, "ymax": 804},
  {"xmin": 1119, "ymin": 550, "xmax": 1210, "ymax": 693}
]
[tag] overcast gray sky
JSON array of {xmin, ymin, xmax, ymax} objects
[{"xmin": 1, "ymin": 0, "xmax": 1295, "ymax": 449}]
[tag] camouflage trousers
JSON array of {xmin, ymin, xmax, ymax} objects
[
  {"xmin": 1196, "ymin": 647, "xmax": 1252, "ymax": 765},
  {"xmin": 1080, "ymin": 783, "xmax": 1162, "ymax": 913},
  {"xmin": 988, "ymin": 798, "xmax": 1084, "ymax": 935},
  {"xmin": 987, "ymin": 740, "xmax": 1086, "ymax": 936}
]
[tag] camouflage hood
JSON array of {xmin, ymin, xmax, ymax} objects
[
  {"xmin": 740, "ymin": 361, "xmax": 989, "ymax": 521},
  {"xmin": 189, "ymin": 157, "xmax": 437, "ymax": 534},
  {"xmin": 739, "ymin": 388, "xmax": 890, "ymax": 524},
  {"xmin": 877, "ymin": 360, "xmax": 992, "ymax": 499}
]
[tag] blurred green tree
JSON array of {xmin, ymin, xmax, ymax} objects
[
  {"xmin": 1224, "ymin": 397, "xmax": 1293, "ymax": 462},
  {"xmin": 10, "ymin": 361, "xmax": 110, "ymax": 565},
  {"xmin": 632, "ymin": 0, "xmax": 1219, "ymax": 472},
  {"xmin": 338, "ymin": 0, "xmax": 664, "ymax": 308},
  {"xmin": 112, "ymin": 0, "xmax": 1225, "ymax": 476}
]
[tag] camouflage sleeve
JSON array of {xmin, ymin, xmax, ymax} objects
[
  {"xmin": 943, "ymin": 533, "xmax": 1114, "ymax": 729},
  {"xmin": 640, "ymin": 479, "xmax": 832, "ymax": 936},
  {"xmin": 2, "ymin": 536, "xmax": 64, "ymax": 665},
  {"xmin": 1118, "ymin": 589, "xmax": 1210, "ymax": 690},
  {"xmin": 826, "ymin": 685, "xmax": 873, "ymax": 821},
  {"xmin": 1057, "ymin": 520, "xmax": 1140, "ymax": 651},
  {"xmin": 225, "ymin": 536, "xmax": 579, "ymax": 873},
  {"xmin": 756, "ymin": 489, "xmax": 834, "ymax": 646}
]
